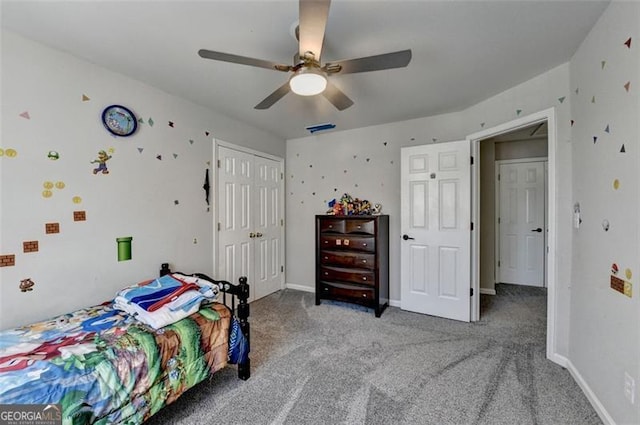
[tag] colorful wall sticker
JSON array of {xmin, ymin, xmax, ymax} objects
[
  {"xmin": 82, "ymin": 94, "xmax": 90, "ymax": 102},
  {"xmin": 156, "ymin": 155, "xmax": 162, "ymax": 160},
  {"xmin": 116, "ymin": 237, "xmax": 133, "ymax": 261},
  {"xmin": 620, "ymin": 144, "xmax": 626, "ymax": 153},
  {"xmin": 55, "ymin": 181, "xmax": 65, "ymax": 190},
  {"xmin": 624, "ymin": 37, "xmax": 632, "ymax": 48},
  {"xmin": 42, "ymin": 190, "xmax": 53, "ymax": 198},
  {"xmin": 168, "ymin": 121, "xmax": 174, "ymax": 128},
  {"xmin": 613, "ymin": 179, "xmax": 620, "ymax": 190},
  {"xmin": 45, "ymin": 223, "xmax": 60, "ymax": 234},
  {"xmin": 91, "ymin": 150, "xmax": 112, "ymax": 174},
  {"xmin": 558, "ymin": 96, "xmax": 566, "ymax": 103},
  {"xmin": 73, "ymin": 211, "xmax": 86, "ymax": 221},
  {"xmin": 2, "ymin": 148, "xmax": 18, "ymax": 158},
  {"xmin": 148, "ymin": 117, "xmax": 154, "ymax": 126},
  {"xmin": 72, "ymin": 196, "xmax": 82, "ymax": 204},
  {"xmin": 0, "ymin": 254, "xmax": 16, "ymax": 267},
  {"xmin": 624, "ymin": 81, "xmax": 631, "ymax": 92},
  {"xmin": 19, "ymin": 111, "xmax": 30, "ymax": 119},
  {"xmin": 602, "ymin": 219, "xmax": 610, "ymax": 231},
  {"xmin": 19, "ymin": 278, "xmax": 35, "ymax": 292},
  {"xmin": 47, "ymin": 151, "xmax": 60, "ymax": 160},
  {"xmin": 625, "ymin": 268, "xmax": 632, "ymax": 280},
  {"xmin": 23, "ymin": 241, "xmax": 39, "ymax": 253}
]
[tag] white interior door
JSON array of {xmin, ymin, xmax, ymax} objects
[
  {"xmin": 253, "ymin": 156, "xmax": 283, "ymax": 299},
  {"xmin": 218, "ymin": 146, "xmax": 253, "ymax": 287},
  {"xmin": 497, "ymin": 161, "xmax": 546, "ymax": 286},
  {"xmin": 217, "ymin": 144, "xmax": 284, "ymax": 301},
  {"xmin": 400, "ymin": 141, "xmax": 471, "ymax": 322}
]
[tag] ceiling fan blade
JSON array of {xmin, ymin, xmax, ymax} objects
[
  {"xmin": 299, "ymin": 0, "xmax": 331, "ymax": 61},
  {"xmin": 325, "ymin": 49, "xmax": 412, "ymax": 75},
  {"xmin": 322, "ymin": 82, "xmax": 354, "ymax": 111},
  {"xmin": 198, "ymin": 49, "xmax": 291, "ymax": 72},
  {"xmin": 254, "ymin": 81, "xmax": 291, "ymax": 110}
]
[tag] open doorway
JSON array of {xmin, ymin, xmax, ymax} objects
[
  {"xmin": 468, "ymin": 108, "xmax": 560, "ymax": 365},
  {"xmin": 480, "ymin": 122, "xmax": 548, "ymax": 295},
  {"xmin": 478, "ymin": 123, "xmax": 549, "ymax": 327}
]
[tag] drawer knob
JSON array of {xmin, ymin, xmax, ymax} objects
[
  {"xmin": 362, "ymin": 260, "xmax": 367, "ymax": 263},
  {"xmin": 357, "ymin": 225, "xmax": 361, "ymax": 229},
  {"xmin": 323, "ymin": 287, "xmax": 328, "ymax": 291},
  {"xmin": 362, "ymin": 294, "xmax": 367, "ymax": 298},
  {"xmin": 324, "ymin": 241, "xmax": 328, "ymax": 244},
  {"xmin": 329, "ymin": 225, "xmax": 333, "ymax": 228},
  {"xmin": 363, "ymin": 243, "xmax": 367, "ymax": 247},
  {"xmin": 324, "ymin": 272, "xmax": 329, "ymax": 275},
  {"xmin": 362, "ymin": 277, "xmax": 367, "ymax": 281},
  {"xmin": 324, "ymin": 256, "xmax": 329, "ymax": 260}
]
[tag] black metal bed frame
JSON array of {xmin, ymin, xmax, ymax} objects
[
  {"xmin": 193, "ymin": 273, "xmax": 250, "ymax": 381},
  {"xmin": 164, "ymin": 268, "xmax": 250, "ymax": 380}
]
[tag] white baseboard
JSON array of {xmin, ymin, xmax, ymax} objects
[
  {"xmin": 479, "ymin": 288, "xmax": 496, "ymax": 295},
  {"xmin": 285, "ymin": 283, "xmax": 315, "ymax": 293},
  {"xmin": 564, "ymin": 358, "xmax": 615, "ymax": 425},
  {"xmin": 389, "ymin": 299, "xmax": 401, "ymax": 308}
]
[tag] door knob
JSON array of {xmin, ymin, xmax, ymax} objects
[
  {"xmin": 531, "ymin": 228, "xmax": 543, "ymax": 233},
  {"xmin": 402, "ymin": 234, "xmax": 415, "ymax": 240}
]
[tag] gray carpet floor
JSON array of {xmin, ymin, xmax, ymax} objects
[{"xmin": 146, "ymin": 284, "xmax": 601, "ymax": 425}]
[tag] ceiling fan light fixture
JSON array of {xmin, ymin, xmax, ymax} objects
[{"xmin": 289, "ymin": 67, "xmax": 327, "ymax": 96}]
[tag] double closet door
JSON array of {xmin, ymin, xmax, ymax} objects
[{"xmin": 216, "ymin": 143, "xmax": 284, "ymax": 302}]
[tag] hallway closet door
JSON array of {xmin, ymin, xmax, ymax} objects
[{"xmin": 216, "ymin": 143, "xmax": 284, "ymax": 302}]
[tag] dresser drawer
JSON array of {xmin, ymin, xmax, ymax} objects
[
  {"xmin": 345, "ymin": 219, "xmax": 375, "ymax": 235},
  {"xmin": 320, "ymin": 251, "xmax": 375, "ymax": 270},
  {"xmin": 318, "ymin": 282, "xmax": 375, "ymax": 304},
  {"xmin": 319, "ymin": 235, "xmax": 375, "ymax": 253},
  {"xmin": 320, "ymin": 266, "xmax": 375, "ymax": 286},
  {"xmin": 319, "ymin": 218, "xmax": 345, "ymax": 233}
]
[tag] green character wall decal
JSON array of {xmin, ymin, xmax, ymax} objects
[{"xmin": 91, "ymin": 150, "xmax": 112, "ymax": 174}]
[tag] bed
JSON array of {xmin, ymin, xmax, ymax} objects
[{"xmin": 0, "ymin": 271, "xmax": 250, "ymax": 425}]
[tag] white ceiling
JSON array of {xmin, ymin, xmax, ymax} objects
[{"xmin": 1, "ymin": 0, "xmax": 609, "ymax": 140}]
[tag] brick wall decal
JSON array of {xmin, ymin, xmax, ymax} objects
[
  {"xmin": 23, "ymin": 241, "xmax": 39, "ymax": 253},
  {"xmin": 73, "ymin": 211, "xmax": 86, "ymax": 221},
  {"xmin": 0, "ymin": 254, "xmax": 16, "ymax": 267},
  {"xmin": 45, "ymin": 222, "xmax": 60, "ymax": 234}
]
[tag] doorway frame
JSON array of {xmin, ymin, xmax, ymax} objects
[
  {"xmin": 467, "ymin": 107, "xmax": 560, "ymax": 365},
  {"xmin": 213, "ymin": 139, "xmax": 286, "ymax": 297},
  {"xmin": 495, "ymin": 158, "xmax": 548, "ymax": 288}
]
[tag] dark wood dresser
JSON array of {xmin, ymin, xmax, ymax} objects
[{"xmin": 315, "ymin": 215, "xmax": 389, "ymax": 317}]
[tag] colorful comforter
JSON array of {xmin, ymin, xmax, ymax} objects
[{"xmin": 0, "ymin": 301, "xmax": 248, "ymax": 424}]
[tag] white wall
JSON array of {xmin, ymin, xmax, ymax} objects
[
  {"xmin": 0, "ymin": 31, "xmax": 285, "ymax": 329},
  {"xmin": 569, "ymin": 2, "xmax": 639, "ymax": 424},
  {"xmin": 285, "ymin": 63, "xmax": 571, "ymax": 345}
]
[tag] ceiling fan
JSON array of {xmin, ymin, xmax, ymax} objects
[{"xmin": 198, "ymin": 0, "xmax": 412, "ymax": 111}]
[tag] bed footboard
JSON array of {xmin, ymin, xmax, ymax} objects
[{"xmin": 192, "ymin": 273, "xmax": 250, "ymax": 380}]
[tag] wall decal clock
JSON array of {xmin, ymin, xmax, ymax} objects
[{"xmin": 102, "ymin": 105, "xmax": 137, "ymax": 137}]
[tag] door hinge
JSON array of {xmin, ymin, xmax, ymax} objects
[
  {"xmin": 281, "ymin": 265, "xmax": 284, "ymax": 273},
  {"xmin": 470, "ymin": 222, "xmax": 474, "ymax": 231},
  {"xmin": 498, "ymin": 173, "xmax": 501, "ymax": 181},
  {"xmin": 498, "ymin": 217, "xmax": 501, "ymax": 224},
  {"xmin": 217, "ymin": 222, "xmax": 221, "ymax": 231},
  {"xmin": 280, "ymin": 219, "xmax": 284, "ymax": 226},
  {"xmin": 280, "ymin": 172, "xmax": 284, "ymax": 180},
  {"xmin": 217, "ymin": 159, "xmax": 221, "ymax": 168},
  {"xmin": 498, "ymin": 260, "xmax": 501, "ymax": 267},
  {"xmin": 470, "ymin": 288, "xmax": 474, "ymax": 296},
  {"xmin": 471, "ymin": 156, "xmax": 474, "ymax": 165}
]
